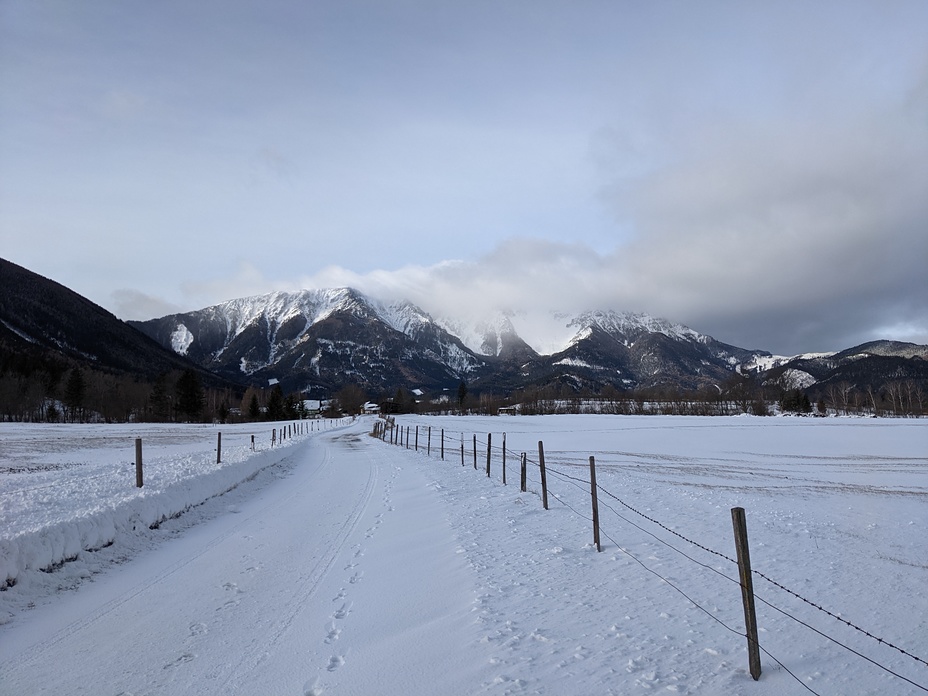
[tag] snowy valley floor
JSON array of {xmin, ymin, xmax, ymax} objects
[{"xmin": 0, "ymin": 415, "xmax": 926, "ymax": 695}]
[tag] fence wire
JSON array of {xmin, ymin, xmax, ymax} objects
[{"xmin": 376, "ymin": 420, "xmax": 928, "ymax": 693}]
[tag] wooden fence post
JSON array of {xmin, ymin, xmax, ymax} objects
[
  {"xmin": 538, "ymin": 441, "xmax": 549, "ymax": 510},
  {"xmin": 520, "ymin": 452, "xmax": 527, "ymax": 492},
  {"xmin": 428, "ymin": 426, "xmax": 431, "ymax": 456},
  {"xmin": 473, "ymin": 435, "xmax": 477, "ymax": 470},
  {"xmin": 135, "ymin": 438, "xmax": 143, "ymax": 488},
  {"xmin": 460, "ymin": 435, "xmax": 464, "ymax": 466},
  {"xmin": 272, "ymin": 428, "xmax": 276, "ymax": 447},
  {"xmin": 486, "ymin": 433, "xmax": 491, "ymax": 477},
  {"xmin": 589, "ymin": 456, "xmax": 601, "ymax": 552},
  {"xmin": 502, "ymin": 432, "xmax": 507, "ymax": 485},
  {"xmin": 441, "ymin": 429, "xmax": 444, "ymax": 460},
  {"xmin": 217, "ymin": 432, "xmax": 222, "ymax": 464},
  {"xmin": 731, "ymin": 507, "xmax": 762, "ymax": 681},
  {"xmin": 415, "ymin": 425, "xmax": 419, "ymax": 452},
  {"xmin": 251, "ymin": 434, "xmax": 255, "ymax": 451}
]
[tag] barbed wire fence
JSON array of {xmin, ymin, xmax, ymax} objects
[{"xmin": 371, "ymin": 417, "xmax": 928, "ymax": 695}]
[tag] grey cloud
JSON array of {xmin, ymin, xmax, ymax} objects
[{"xmin": 112, "ymin": 289, "xmax": 182, "ymax": 322}]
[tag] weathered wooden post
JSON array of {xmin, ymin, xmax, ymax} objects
[
  {"xmin": 415, "ymin": 425, "xmax": 419, "ymax": 452},
  {"xmin": 486, "ymin": 433, "xmax": 491, "ymax": 477},
  {"xmin": 731, "ymin": 507, "xmax": 762, "ymax": 681},
  {"xmin": 460, "ymin": 434, "xmax": 465, "ymax": 466},
  {"xmin": 217, "ymin": 432, "xmax": 222, "ymax": 464},
  {"xmin": 272, "ymin": 428, "xmax": 277, "ymax": 447},
  {"xmin": 538, "ymin": 441, "xmax": 549, "ymax": 510},
  {"xmin": 135, "ymin": 438, "xmax": 143, "ymax": 488},
  {"xmin": 520, "ymin": 452, "xmax": 527, "ymax": 492},
  {"xmin": 428, "ymin": 426, "xmax": 431, "ymax": 456},
  {"xmin": 502, "ymin": 432, "xmax": 507, "ymax": 485},
  {"xmin": 441, "ymin": 428, "xmax": 444, "ymax": 460},
  {"xmin": 589, "ymin": 456, "xmax": 601, "ymax": 552},
  {"xmin": 251, "ymin": 434, "xmax": 255, "ymax": 451},
  {"xmin": 473, "ymin": 435, "xmax": 477, "ymax": 470}
]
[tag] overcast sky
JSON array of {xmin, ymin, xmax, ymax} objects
[{"xmin": 2, "ymin": 1, "xmax": 926, "ymax": 355}]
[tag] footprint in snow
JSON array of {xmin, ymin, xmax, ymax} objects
[
  {"xmin": 324, "ymin": 623, "xmax": 341, "ymax": 644},
  {"xmin": 163, "ymin": 653, "xmax": 195, "ymax": 669},
  {"xmin": 326, "ymin": 655, "xmax": 345, "ymax": 672},
  {"xmin": 303, "ymin": 678, "xmax": 324, "ymax": 696}
]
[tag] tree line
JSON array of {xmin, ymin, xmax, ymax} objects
[
  {"xmin": 0, "ymin": 358, "xmax": 323, "ymax": 424},
  {"xmin": 2, "ymin": 350, "xmax": 923, "ymax": 423}
]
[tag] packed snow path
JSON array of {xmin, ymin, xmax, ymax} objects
[{"xmin": 0, "ymin": 425, "xmax": 488, "ymax": 695}]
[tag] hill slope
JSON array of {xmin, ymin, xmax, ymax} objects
[{"xmin": 0, "ymin": 257, "xmax": 232, "ymax": 407}]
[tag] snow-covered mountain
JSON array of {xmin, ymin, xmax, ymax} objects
[
  {"xmin": 534, "ymin": 309, "xmax": 768, "ymax": 392},
  {"xmin": 131, "ymin": 289, "xmax": 774, "ymax": 395},
  {"xmin": 741, "ymin": 340, "xmax": 928, "ymax": 395},
  {"xmin": 130, "ymin": 288, "xmax": 486, "ymax": 395},
  {"xmin": 6, "ymin": 257, "xmax": 926, "ymax": 409}
]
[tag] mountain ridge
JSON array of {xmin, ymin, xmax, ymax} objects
[
  {"xmin": 130, "ymin": 285, "xmax": 926, "ymax": 399},
  {"xmin": 0, "ymin": 257, "xmax": 222, "ymax": 384},
  {"xmin": 3, "ymin": 255, "xmax": 925, "ymax": 414}
]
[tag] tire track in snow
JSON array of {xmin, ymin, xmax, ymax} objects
[
  {"xmin": 216, "ymin": 434, "xmax": 379, "ymax": 692},
  {"xmin": 306, "ymin": 453, "xmax": 401, "ymax": 695}
]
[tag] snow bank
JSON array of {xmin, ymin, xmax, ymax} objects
[{"xmin": 0, "ymin": 421, "xmax": 345, "ymax": 587}]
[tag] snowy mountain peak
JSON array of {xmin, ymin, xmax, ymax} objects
[
  {"xmin": 435, "ymin": 311, "xmax": 522, "ymax": 357},
  {"xmin": 569, "ymin": 310, "xmax": 704, "ymax": 344},
  {"xmin": 194, "ymin": 287, "xmax": 429, "ymax": 345}
]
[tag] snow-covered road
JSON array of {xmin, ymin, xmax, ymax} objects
[{"xmin": 0, "ymin": 425, "xmax": 488, "ymax": 695}]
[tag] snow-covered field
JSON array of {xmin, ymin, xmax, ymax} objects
[{"xmin": 0, "ymin": 415, "xmax": 925, "ymax": 695}]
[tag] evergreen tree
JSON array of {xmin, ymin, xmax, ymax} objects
[
  {"xmin": 150, "ymin": 373, "xmax": 171, "ymax": 422},
  {"xmin": 780, "ymin": 388, "xmax": 812, "ymax": 414},
  {"xmin": 175, "ymin": 369, "xmax": 204, "ymax": 421},
  {"xmin": 266, "ymin": 384, "xmax": 285, "ymax": 421},
  {"xmin": 248, "ymin": 392, "xmax": 260, "ymax": 421},
  {"xmin": 457, "ymin": 380, "xmax": 468, "ymax": 414},
  {"xmin": 63, "ymin": 367, "xmax": 85, "ymax": 422}
]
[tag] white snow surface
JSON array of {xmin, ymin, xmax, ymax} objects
[
  {"xmin": 171, "ymin": 323, "xmax": 195, "ymax": 355},
  {"xmin": 1, "ymin": 415, "xmax": 926, "ymax": 695},
  {"xmin": 779, "ymin": 368, "xmax": 818, "ymax": 390},
  {"xmin": 744, "ymin": 353, "xmax": 838, "ymax": 372},
  {"xmin": 570, "ymin": 310, "xmax": 704, "ymax": 343}
]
